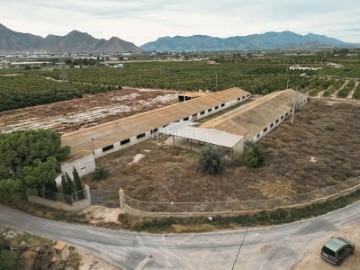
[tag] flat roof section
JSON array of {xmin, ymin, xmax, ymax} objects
[
  {"xmin": 200, "ymin": 89, "xmax": 308, "ymax": 139},
  {"xmin": 62, "ymin": 87, "xmax": 249, "ymax": 160},
  {"xmin": 160, "ymin": 124, "xmax": 243, "ymax": 149}
]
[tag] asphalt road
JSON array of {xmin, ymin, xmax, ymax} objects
[{"xmin": 1, "ymin": 202, "xmax": 359, "ymax": 270}]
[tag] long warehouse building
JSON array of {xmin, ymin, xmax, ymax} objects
[
  {"xmin": 200, "ymin": 89, "xmax": 309, "ymax": 143},
  {"xmin": 60, "ymin": 87, "xmax": 250, "ymax": 177}
]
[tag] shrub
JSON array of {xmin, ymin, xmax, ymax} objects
[
  {"xmin": 198, "ymin": 145, "xmax": 225, "ymax": 175},
  {"xmin": 244, "ymin": 145, "xmax": 265, "ymax": 168},
  {"xmin": 92, "ymin": 167, "xmax": 109, "ymax": 181},
  {"xmin": 0, "ymin": 249, "xmax": 19, "ymax": 270}
]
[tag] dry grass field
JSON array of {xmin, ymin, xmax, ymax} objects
[{"xmin": 84, "ymin": 100, "xmax": 360, "ymax": 202}]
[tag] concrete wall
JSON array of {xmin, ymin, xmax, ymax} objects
[
  {"xmin": 28, "ymin": 186, "xmax": 91, "ymax": 212},
  {"xmin": 60, "ymin": 154, "xmax": 96, "ymax": 178},
  {"xmin": 232, "ymin": 137, "xmax": 245, "ymax": 154},
  {"xmin": 28, "ymin": 196, "xmax": 91, "ymax": 211}
]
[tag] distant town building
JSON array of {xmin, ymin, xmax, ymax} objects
[
  {"xmin": 324, "ymin": 62, "xmax": 343, "ymax": 68},
  {"xmin": 289, "ymin": 65, "xmax": 322, "ymax": 71},
  {"xmin": 114, "ymin": 64, "xmax": 124, "ymax": 68}
]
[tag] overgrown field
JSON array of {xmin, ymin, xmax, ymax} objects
[{"xmin": 86, "ymin": 100, "xmax": 360, "ymax": 202}]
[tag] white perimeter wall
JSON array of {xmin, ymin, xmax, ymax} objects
[{"xmin": 232, "ymin": 138, "xmax": 245, "ymax": 153}]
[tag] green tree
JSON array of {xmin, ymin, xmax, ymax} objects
[
  {"xmin": 244, "ymin": 145, "xmax": 265, "ymax": 168},
  {"xmin": 198, "ymin": 145, "xmax": 225, "ymax": 175},
  {"xmin": 45, "ymin": 179, "xmax": 58, "ymax": 193},
  {"xmin": 0, "ymin": 129, "xmax": 70, "ymax": 178},
  {"xmin": 65, "ymin": 173, "xmax": 74, "ymax": 196},
  {"xmin": 0, "ymin": 179, "xmax": 23, "ymax": 201},
  {"xmin": 0, "ymin": 129, "xmax": 70, "ymax": 198},
  {"xmin": 22, "ymin": 157, "xmax": 57, "ymax": 196},
  {"xmin": 61, "ymin": 175, "xmax": 68, "ymax": 195},
  {"xmin": 73, "ymin": 167, "xmax": 84, "ymax": 199}
]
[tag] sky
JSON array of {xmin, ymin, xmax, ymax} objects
[{"xmin": 1, "ymin": 0, "xmax": 359, "ymax": 46}]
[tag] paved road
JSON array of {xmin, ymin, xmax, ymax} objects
[{"xmin": 1, "ymin": 202, "xmax": 359, "ymax": 270}]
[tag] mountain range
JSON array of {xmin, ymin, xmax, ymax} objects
[
  {"xmin": 141, "ymin": 31, "xmax": 358, "ymax": 52},
  {"xmin": 0, "ymin": 23, "xmax": 142, "ymax": 53},
  {"xmin": 0, "ymin": 23, "xmax": 358, "ymax": 53}
]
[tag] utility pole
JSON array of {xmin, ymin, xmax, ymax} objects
[
  {"xmin": 56, "ymin": 37, "xmax": 68, "ymax": 83},
  {"xmin": 291, "ymin": 86, "xmax": 298, "ymax": 124}
]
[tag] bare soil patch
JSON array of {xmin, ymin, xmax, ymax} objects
[
  {"xmin": 85, "ymin": 100, "xmax": 360, "ymax": 202},
  {"xmin": 0, "ymin": 87, "xmax": 177, "ymax": 133},
  {"xmin": 292, "ymin": 224, "xmax": 360, "ymax": 270}
]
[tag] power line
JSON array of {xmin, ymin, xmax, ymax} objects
[{"xmin": 231, "ymin": 227, "xmax": 249, "ymax": 270}]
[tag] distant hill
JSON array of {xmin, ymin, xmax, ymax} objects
[
  {"xmin": 141, "ymin": 31, "xmax": 358, "ymax": 52},
  {"xmin": 0, "ymin": 23, "xmax": 142, "ymax": 53}
]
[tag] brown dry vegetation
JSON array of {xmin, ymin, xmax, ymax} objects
[{"xmin": 84, "ymin": 100, "xmax": 360, "ymax": 202}]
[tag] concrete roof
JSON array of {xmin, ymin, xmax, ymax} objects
[
  {"xmin": 160, "ymin": 124, "xmax": 243, "ymax": 148},
  {"xmin": 200, "ymin": 89, "xmax": 308, "ymax": 139},
  {"xmin": 62, "ymin": 87, "xmax": 249, "ymax": 160}
]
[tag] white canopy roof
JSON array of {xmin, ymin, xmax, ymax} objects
[{"xmin": 160, "ymin": 124, "xmax": 243, "ymax": 149}]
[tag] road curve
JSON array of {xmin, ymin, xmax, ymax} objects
[{"xmin": 0, "ymin": 202, "xmax": 359, "ymax": 270}]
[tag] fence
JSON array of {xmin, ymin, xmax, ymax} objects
[
  {"xmin": 90, "ymin": 189, "xmax": 119, "ymax": 208},
  {"xmin": 28, "ymin": 185, "xmax": 91, "ymax": 211},
  {"xmin": 120, "ymin": 176, "xmax": 360, "ymax": 217},
  {"xmin": 36, "ymin": 188, "xmax": 87, "ymax": 205}
]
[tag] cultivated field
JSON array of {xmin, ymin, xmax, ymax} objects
[
  {"xmin": 1, "ymin": 54, "xmax": 359, "ymax": 111},
  {"xmin": 85, "ymin": 100, "xmax": 360, "ymax": 202}
]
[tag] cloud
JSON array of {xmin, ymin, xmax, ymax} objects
[{"xmin": 0, "ymin": 0, "xmax": 359, "ymax": 45}]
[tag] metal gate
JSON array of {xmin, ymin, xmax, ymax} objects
[{"xmin": 90, "ymin": 189, "xmax": 119, "ymax": 208}]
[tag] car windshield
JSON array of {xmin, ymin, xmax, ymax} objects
[{"xmin": 322, "ymin": 246, "xmax": 336, "ymax": 257}]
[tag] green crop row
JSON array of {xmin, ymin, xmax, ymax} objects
[
  {"xmin": 337, "ymin": 80, "xmax": 356, "ymax": 98},
  {"xmin": 1, "ymin": 60, "xmax": 359, "ymax": 112},
  {"xmin": 0, "ymin": 73, "xmax": 106, "ymax": 111},
  {"xmin": 352, "ymin": 84, "xmax": 360, "ymax": 99}
]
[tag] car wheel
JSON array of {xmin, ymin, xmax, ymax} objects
[{"xmin": 337, "ymin": 259, "xmax": 343, "ymax": 265}]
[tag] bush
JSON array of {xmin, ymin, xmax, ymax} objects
[
  {"xmin": 92, "ymin": 167, "xmax": 109, "ymax": 181},
  {"xmin": 0, "ymin": 249, "xmax": 19, "ymax": 270},
  {"xmin": 244, "ymin": 145, "xmax": 265, "ymax": 168},
  {"xmin": 198, "ymin": 145, "xmax": 225, "ymax": 175}
]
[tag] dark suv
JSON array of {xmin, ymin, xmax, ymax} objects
[{"xmin": 321, "ymin": 237, "xmax": 355, "ymax": 265}]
